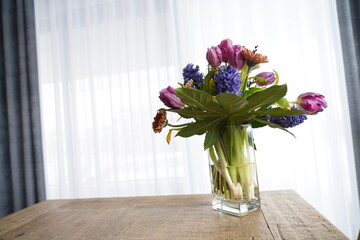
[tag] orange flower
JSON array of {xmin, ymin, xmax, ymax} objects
[
  {"xmin": 152, "ymin": 111, "xmax": 167, "ymax": 133},
  {"xmin": 241, "ymin": 48, "xmax": 268, "ymax": 67}
]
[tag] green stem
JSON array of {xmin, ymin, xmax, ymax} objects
[
  {"xmin": 240, "ymin": 66, "xmax": 252, "ymax": 92},
  {"xmin": 211, "ymin": 124, "xmax": 258, "ymax": 201},
  {"xmin": 228, "ymin": 119, "xmax": 239, "ymax": 184},
  {"xmin": 167, "ymin": 123, "xmax": 189, "ymax": 127},
  {"xmin": 214, "ymin": 139, "xmax": 244, "ymax": 199}
]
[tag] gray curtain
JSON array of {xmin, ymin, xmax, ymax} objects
[
  {"xmin": 336, "ymin": 0, "xmax": 360, "ymax": 200},
  {"xmin": 0, "ymin": 0, "xmax": 46, "ymax": 217}
]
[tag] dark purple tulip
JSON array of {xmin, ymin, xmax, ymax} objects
[
  {"xmin": 218, "ymin": 39, "xmax": 233, "ymax": 62},
  {"xmin": 255, "ymin": 72, "xmax": 276, "ymax": 86},
  {"xmin": 297, "ymin": 92, "xmax": 327, "ymax": 115},
  {"xmin": 228, "ymin": 45, "xmax": 246, "ymax": 70},
  {"xmin": 206, "ymin": 46, "xmax": 222, "ymax": 68},
  {"xmin": 159, "ymin": 86, "xmax": 185, "ymax": 109}
]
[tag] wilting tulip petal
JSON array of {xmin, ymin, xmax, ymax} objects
[
  {"xmin": 159, "ymin": 86, "xmax": 185, "ymax": 109},
  {"xmin": 152, "ymin": 110, "xmax": 167, "ymax": 133},
  {"xmin": 297, "ymin": 92, "xmax": 327, "ymax": 115},
  {"xmin": 166, "ymin": 129, "xmax": 173, "ymax": 144}
]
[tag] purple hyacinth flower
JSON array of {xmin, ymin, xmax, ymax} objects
[
  {"xmin": 297, "ymin": 92, "xmax": 327, "ymax": 115},
  {"xmin": 214, "ymin": 65, "xmax": 242, "ymax": 96},
  {"xmin": 159, "ymin": 86, "xmax": 185, "ymax": 109},
  {"xmin": 268, "ymin": 107, "xmax": 308, "ymax": 128},
  {"xmin": 255, "ymin": 72, "xmax": 276, "ymax": 86},
  {"xmin": 182, "ymin": 64, "xmax": 204, "ymax": 89}
]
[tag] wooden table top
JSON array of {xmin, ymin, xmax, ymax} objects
[{"xmin": 0, "ymin": 190, "xmax": 348, "ymax": 240}]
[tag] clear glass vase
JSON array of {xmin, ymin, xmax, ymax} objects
[{"xmin": 208, "ymin": 124, "xmax": 260, "ymax": 216}]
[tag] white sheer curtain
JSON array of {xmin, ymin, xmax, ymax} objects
[{"xmin": 34, "ymin": 0, "xmax": 359, "ymax": 238}]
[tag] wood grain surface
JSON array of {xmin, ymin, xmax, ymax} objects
[{"xmin": 0, "ymin": 190, "xmax": 348, "ymax": 240}]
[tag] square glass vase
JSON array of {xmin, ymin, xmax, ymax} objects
[{"xmin": 208, "ymin": 124, "xmax": 260, "ymax": 216}]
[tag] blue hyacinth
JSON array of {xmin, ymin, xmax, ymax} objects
[
  {"xmin": 267, "ymin": 107, "xmax": 307, "ymax": 128},
  {"xmin": 214, "ymin": 65, "xmax": 242, "ymax": 96},
  {"xmin": 182, "ymin": 64, "xmax": 204, "ymax": 89}
]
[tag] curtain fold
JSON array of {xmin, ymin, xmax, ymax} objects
[
  {"xmin": 336, "ymin": 0, "xmax": 360, "ymax": 203},
  {"xmin": 0, "ymin": 0, "xmax": 45, "ymax": 217}
]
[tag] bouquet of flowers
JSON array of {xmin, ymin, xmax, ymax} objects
[{"xmin": 152, "ymin": 38, "xmax": 327, "ymax": 214}]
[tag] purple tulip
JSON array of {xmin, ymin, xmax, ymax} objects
[
  {"xmin": 255, "ymin": 72, "xmax": 276, "ymax": 86},
  {"xmin": 159, "ymin": 86, "xmax": 185, "ymax": 109},
  {"xmin": 206, "ymin": 46, "xmax": 222, "ymax": 68},
  {"xmin": 218, "ymin": 39, "xmax": 233, "ymax": 62},
  {"xmin": 297, "ymin": 92, "xmax": 327, "ymax": 115},
  {"xmin": 228, "ymin": 45, "xmax": 246, "ymax": 70}
]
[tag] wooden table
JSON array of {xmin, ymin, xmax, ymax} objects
[{"xmin": 0, "ymin": 190, "xmax": 348, "ymax": 240}]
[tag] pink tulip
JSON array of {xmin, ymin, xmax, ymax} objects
[
  {"xmin": 206, "ymin": 46, "xmax": 222, "ymax": 68},
  {"xmin": 218, "ymin": 39, "xmax": 233, "ymax": 62},
  {"xmin": 228, "ymin": 45, "xmax": 246, "ymax": 70},
  {"xmin": 297, "ymin": 92, "xmax": 327, "ymax": 115},
  {"xmin": 159, "ymin": 86, "xmax": 185, "ymax": 109}
]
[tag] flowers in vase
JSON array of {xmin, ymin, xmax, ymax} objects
[
  {"xmin": 151, "ymin": 38, "xmax": 327, "ymax": 202},
  {"xmin": 152, "ymin": 38, "xmax": 327, "ymax": 145}
]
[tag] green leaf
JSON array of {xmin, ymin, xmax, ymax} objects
[
  {"xmin": 175, "ymin": 88, "xmax": 224, "ymax": 114},
  {"xmin": 254, "ymin": 108, "xmax": 308, "ymax": 117},
  {"xmin": 209, "ymin": 79, "xmax": 216, "ymax": 95},
  {"xmin": 240, "ymin": 65, "xmax": 249, "ymax": 80},
  {"xmin": 240, "ymin": 65, "xmax": 249, "ymax": 91},
  {"xmin": 168, "ymin": 108, "xmax": 224, "ymax": 119},
  {"xmin": 176, "ymin": 117, "xmax": 225, "ymax": 138},
  {"xmin": 243, "ymin": 87, "xmax": 264, "ymax": 98},
  {"xmin": 215, "ymin": 93, "xmax": 248, "ymax": 114},
  {"xmin": 234, "ymin": 115, "xmax": 252, "ymax": 126},
  {"xmin": 251, "ymin": 118, "xmax": 295, "ymax": 138},
  {"xmin": 273, "ymin": 70, "xmax": 280, "ymax": 86},
  {"xmin": 234, "ymin": 84, "xmax": 288, "ymax": 115},
  {"xmin": 255, "ymin": 76, "xmax": 267, "ymax": 83},
  {"xmin": 251, "ymin": 119, "xmax": 267, "ymax": 128},
  {"xmin": 277, "ymin": 97, "xmax": 290, "ymax": 110},
  {"xmin": 203, "ymin": 71, "xmax": 215, "ymax": 94},
  {"xmin": 204, "ymin": 126, "xmax": 220, "ymax": 150}
]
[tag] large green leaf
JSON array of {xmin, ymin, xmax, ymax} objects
[
  {"xmin": 243, "ymin": 87, "xmax": 264, "ymax": 98},
  {"xmin": 175, "ymin": 88, "xmax": 224, "ymax": 114},
  {"xmin": 251, "ymin": 119, "xmax": 267, "ymax": 129},
  {"xmin": 254, "ymin": 107, "xmax": 308, "ymax": 117},
  {"xmin": 168, "ymin": 108, "xmax": 223, "ymax": 119},
  {"xmin": 203, "ymin": 125, "xmax": 221, "ymax": 150},
  {"xmin": 234, "ymin": 84, "xmax": 288, "ymax": 115},
  {"xmin": 251, "ymin": 118, "xmax": 295, "ymax": 138},
  {"xmin": 176, "ymin": 117, "xmax": 225, "ymax": 138},
  {"xmin": 215, "ymin": 93, "xmax": 248, "ymax": 114}
]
